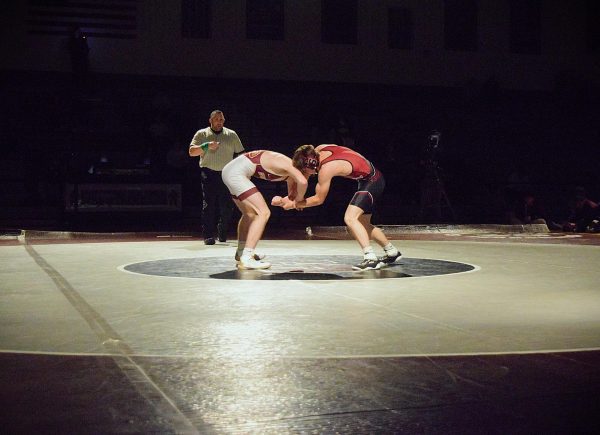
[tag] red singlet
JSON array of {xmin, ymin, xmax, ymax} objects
[{"xmin": 318, "ymin": 145, "xmax": 373, "ymax": 180}]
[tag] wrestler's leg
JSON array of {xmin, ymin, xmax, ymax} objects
[
  {"xmin": 233, "ymin": 197, "xmax": 267, "ymax": 263},
  {"xmin": 346, "ymin": 204, "xmax": 401, "ymax": 269},
  {"xmin": 344, "ymin": 204, "xmax": 369, "ymax": 249},
  {"xmin": 233, "ymin": 198, "xmax": 251, "ymax": 250},
  {"xmin": 239, "ymin": 191, "xmax": 271, "ymax": 250},
  {"xmin": 357, "ymin": 213, "xmax": 389, "ymax": 247},
  {"xmin": 234, "ymin": 192, "xmax": 271, "ymax": 269}
]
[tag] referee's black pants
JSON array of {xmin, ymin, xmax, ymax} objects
[{"xmin": 200, "ymin": 167, "xmax": 233, "ymax": 241}]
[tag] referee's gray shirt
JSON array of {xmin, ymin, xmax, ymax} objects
[{"xmin": 190, "ymin": 126, "xmax": 244, "ymax": 171}]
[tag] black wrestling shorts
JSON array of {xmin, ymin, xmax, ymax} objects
[{"xmin": 349, "ymin": 167, "xmax": 385, "ymax": 214}]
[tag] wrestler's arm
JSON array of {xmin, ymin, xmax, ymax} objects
[
  {"xmin": 272, "ymin": 177, "xmax": 306, "ymax": 208},
  {"xmin": 285, "ymin": 167, "xmax": 308, "ymax": 202},
  {"xmin": 294, "ymin": 171, "xmax": 332, "ymax": 210},
  {"xmin": 267, "ymin": 154, "xmax": 307, "ymax": 206}
]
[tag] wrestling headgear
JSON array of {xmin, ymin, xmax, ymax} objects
[{"xmin": 302, "ymin": 156, "xmax": 319, "ymax": 170}]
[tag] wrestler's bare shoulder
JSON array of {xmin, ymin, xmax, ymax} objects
[{"xmin": 262, "ymin": 151, "xmax": 293, "ymax": 172}]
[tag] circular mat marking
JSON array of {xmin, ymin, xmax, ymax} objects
[{"xmin": 122, "ymin": 255, "xmax": 476, "ymax": 280}]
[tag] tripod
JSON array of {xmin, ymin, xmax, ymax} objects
[{"xmin": 418, "ymin": 161, "xmax": 456, "ymax": 223}]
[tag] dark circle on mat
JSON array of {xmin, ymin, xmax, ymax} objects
[{"xmin": 123, "ymin": 256, "xmax": 476, "ymax": 280}]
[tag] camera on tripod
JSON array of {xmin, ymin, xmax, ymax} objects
[
  {"xmin": 419, "ymin": 129, "xmax": 455, "ymax": 222},
  {"xmin": 425, "ymin": 130, "xmax": 441, "ymax": 155},
  {"xmin": 422, "ymin": 130, "xmax": 442, "ymax": 172},
  {"xmin": 428, "ymin": 130, "xmax": 441, "ymax": 149}
]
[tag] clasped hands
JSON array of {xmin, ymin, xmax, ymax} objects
[{"xmin": 271, "ymin": 196, "xmax": 305, "ymax": 211}]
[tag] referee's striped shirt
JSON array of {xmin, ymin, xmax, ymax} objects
[{"xmin": 190, "ymin": 127, "xmax": 245, "ymax": 171}]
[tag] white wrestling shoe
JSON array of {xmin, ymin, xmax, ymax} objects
[
  {"xmin": 237, "ymin": 255, "xmax": 271, "ymax": 270},
  {"xmin": 235, "ymin": 252, "xmax": 266, "ymax": 263}
]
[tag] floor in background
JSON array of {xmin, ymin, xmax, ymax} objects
[{"xmin": 1, "ymin": 227, "xmax": 599, "ymax": 434}]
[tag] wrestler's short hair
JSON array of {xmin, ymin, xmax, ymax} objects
[{"xmin": 293, "ymin": 144, "xmax": 319, "ymax": 171}]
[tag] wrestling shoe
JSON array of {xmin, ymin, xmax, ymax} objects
[
  {"xmin": 379, "ymin": 251, "xmax": 402, "ymax": 266},
  {"xmin": 235, "ymin": 252, "xmax": 266, "ymax": 263},
  {"xmin": 352, "ymin": 258, "xmax": 384, "ymax": 271},
  {"xmin": 237, "ymin": 256, "xmax": 271, "ymax": 270}
]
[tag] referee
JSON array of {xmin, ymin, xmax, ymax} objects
[{"xmin": 189, "ymin": 110, "xmax": 245, "ymax": 244}]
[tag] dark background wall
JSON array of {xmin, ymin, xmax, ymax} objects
[{"xmin": 1, "ymin": 0, "xmax": 599, "ymax": 230}]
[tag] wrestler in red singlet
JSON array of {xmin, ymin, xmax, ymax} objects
[{"xmin": 318, "ymin": 145, "xmax": 374, "ymax": 180}]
